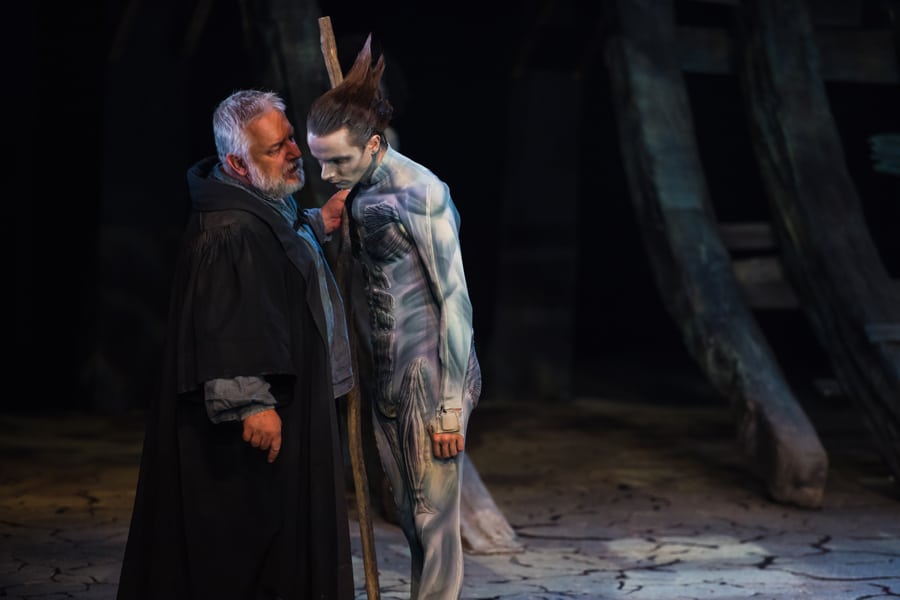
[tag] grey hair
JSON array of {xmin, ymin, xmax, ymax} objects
[{"xmin": 212, "ymin": 90, "xmax": 287, "ymax": 164}]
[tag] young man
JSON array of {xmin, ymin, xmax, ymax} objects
[
  {"xmin": 307, "ymin": 35, "xmax": 482, "ymax": 599},
  {"xmin": 117, "ymin": 90, "xmax": 355, "ymax": 600}
]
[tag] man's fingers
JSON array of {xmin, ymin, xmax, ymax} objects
[
  {"xmin": 243, "ymin": 430, "xmax": 262, "ymax": 447},
  {"xmin": 242, "ymin": 409, "xmax": 282, "ymax": 455},
  {"xmin": 446, "ymin": 439, "xmax": 462, "ymax": 458},
  {"xmin": 430, "ymin": 433, "xmax": 465, "ymax": 459},
  {"xmin": 429, "ymin": 410, "xmax": 467, "ymax": 457}
]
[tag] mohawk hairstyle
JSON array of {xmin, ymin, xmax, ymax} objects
[{"xmin": 307, "ymin": 33, "xmax": 394, "ymax": 148}]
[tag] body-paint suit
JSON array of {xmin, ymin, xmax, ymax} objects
[{"xmin": 349, "ymin": 146, "xmax": 481, "ymax": 599}]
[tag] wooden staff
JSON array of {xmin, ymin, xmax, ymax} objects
[{"xmin": 317, "ymin": 15, "xmax": 381, "ymax": 600}]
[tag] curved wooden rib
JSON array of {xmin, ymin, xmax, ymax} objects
[
  {"xmin": 604, "ymin": 0, "xmax": 828, "ymax": 507},
  {"xmin": 736, "ymin": 0, "xmax": 900, "ymax": 482}
]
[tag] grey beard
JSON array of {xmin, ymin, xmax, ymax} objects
[{"xmin": 247, "ymin": 160, "xmax": 305, "ymax": 199}]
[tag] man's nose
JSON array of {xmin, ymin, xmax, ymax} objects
[
  {"xmin": 321, "ymin": 164, "xmax": 336, "ymax": 181},
  {"xmin": 287, "ymin": 140, "xmax": 302, "ymax": 159}
]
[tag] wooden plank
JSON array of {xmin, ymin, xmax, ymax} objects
[
  {"xmin": 807, "ymin": 0, "xmax": 862, "ymax": 27},
  {"xmin": 870, "ymin": 133, "xmax": 900, "ymax": 176},
  {"xmin": 605, "ymin": 0, "xmax": 828, "ymax": 508},
  {"xmin": 731, "ymin": 256, "xmax": 800, "ymax": 309},
  {"xmin": 736, "ymin": 0, "xmax": 900, "ymax": 483},
  {"xmin": 719, "ymin": 222, "xmax": 799, "ymax": 309},
  {"xmin": 718, "ymin": 223, "xmax": 798, "ymax": 308},
  {"xmin": 678, "ymin": 26, "xmax": 899, "ymax": 83},
  {"xmin": 316, "ymin": 19, "xmax": 380, "ymax": 599},
  {"xmin": 718, "ymin": 221, "xmax": 777, "ymax": 251},
  {"xmin": 815, "ymin": 29, "xmax": 900, "ymax": 84}
]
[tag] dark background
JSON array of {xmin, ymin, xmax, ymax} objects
[{"xmin": 18, "ymin": 0, "xmax": 899, "ymax": 414}]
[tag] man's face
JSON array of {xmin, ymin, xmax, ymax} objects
[
  {"xmin": 244, "ymin": 109, "xmax": 305, "ymax": 198},
  {"xmin": 307, "ymin": 128, "xmax": 373, "ymax": 190}
]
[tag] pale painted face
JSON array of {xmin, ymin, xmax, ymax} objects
[
  {"xmin": 307, "ymin": 127, "xmax": 377, "ymax": 190},
  {"xmin": 243, "ymin": 108, "xmax": 305, "ymax": 198}
]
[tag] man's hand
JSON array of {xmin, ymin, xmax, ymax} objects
[
  {"xmin": 429, "ymin": 428, "xmax": 465, "ymax": 459},
  {"xmin": 242, "ymin": 408, "xmax": 282, "ymax": 463},
  {"xmin": 320, "ymin": 189, "xmax": 350, "ymax": 234}
]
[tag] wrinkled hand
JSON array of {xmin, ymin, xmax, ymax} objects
[
  {"xmin": 320, "ymin": 189, "xmax": 350, "ymax": 234},
  {"xmin": 242, "ymin": 409, "xmax": 282, "ymax": 463},
  {"xmin": 429, "ymin": 429, "xmax": 465, "ymax": 459}
]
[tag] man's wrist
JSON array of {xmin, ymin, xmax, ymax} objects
[{"xmin": 433, "ymin": 407, "xmax": 462, "ymax": 433}]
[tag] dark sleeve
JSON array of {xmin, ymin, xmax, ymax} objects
[{"xmin": 176, "ymin": 216, "xmax": 298, "ymax": 388}]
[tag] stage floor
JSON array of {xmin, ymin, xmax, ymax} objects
[{"xmin": 2, "ymin": 377, "xmax": 898, "ymax": 599}]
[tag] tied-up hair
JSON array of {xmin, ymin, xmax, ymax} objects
[
  {"xmin": 213, "ymin": 89, "xmax": 287, "ymax": 164},
  {"xmin": 307, "ymin": 33, "xmax": 394, "ymax": 148}
]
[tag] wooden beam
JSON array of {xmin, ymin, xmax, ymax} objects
[
  {"xmin": 605, "ymin": 0, "xmax": 828, "ymax": 508},
  {"xmin": 678, "ymin": 26, "xmax": 899, "ymax": 83},
  {"xmin": 731, "ymin": 256, "xmax": 799, "ymax": 309},
  {"xmin": 737, "ymin": 0, "xmax": 900, "ymax": 483},
  {"xmin": 718, "ymin": 221, "xmax": 777, "ymax": 252},
  {"xmin": 316, "ymin": 18, "xmax": 379, "ymax": 600}
]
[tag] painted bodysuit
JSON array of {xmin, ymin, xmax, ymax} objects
[{"xmin": 349, "ymin": 146, "xmax": 481, "ymax": 599}]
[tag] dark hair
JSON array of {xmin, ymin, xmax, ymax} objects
[{"xmin": 307, "ymin": 34, "xmax": 394, "ymax": 148}]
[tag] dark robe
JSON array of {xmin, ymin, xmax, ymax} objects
[{"xmin": 117, "ymin": 156, "xmax": 354, "ymax": 600}]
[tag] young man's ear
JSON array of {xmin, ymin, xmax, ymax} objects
[
  {"xmin": 226, "ymin": 154, "xmax": 247, "ymax": 176},
  {"xmin": 367, "ymin": 134, "xmax": 381, "ymax": 156}
]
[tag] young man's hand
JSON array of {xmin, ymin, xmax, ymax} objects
[{"xmin": 428, "ymin": 429, "xmax": 465, "ymax": 459}]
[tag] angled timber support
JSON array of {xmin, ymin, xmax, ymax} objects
[
  {"xmin": 604, "ymin": 0, "xmax": 828, "ymax": 507},
  {"xmin": 735, "ymin": 0, "xmax": 900, "ymax": 483}
]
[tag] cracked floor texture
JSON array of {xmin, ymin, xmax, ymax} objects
[{"xmin": 2, "ymin": 364, "xmax": 899, "ymax": 600}]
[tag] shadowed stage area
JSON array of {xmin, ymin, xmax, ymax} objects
[{"xmin": 2, "ymin": 360, "xmax": 898, "ymax": 599}]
